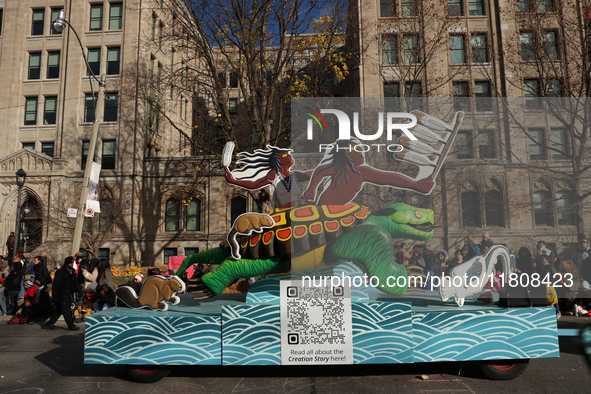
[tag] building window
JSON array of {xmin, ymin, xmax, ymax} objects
[
  {"xmin": 405, "ymin": 81, "xmax": 422, "ymax": 97},
  {"xmin": 474, "ymin": 81, "xmax": 491, "ymax": 111},
  {"xmin": 84, "ymin": 94, "xmax": 97, "ymax": 122},
  {"xmin": 524, "ymin": 79, "xmax": 540, "ymax": 108},
  {"xmin": 517, "ymin": 0, "xmax": 530, "ymax": 12},
  {"xmin": 165, "ymin": 199, "xmax": 180, "ymax": 231},
  {"xmin": 229, "ymin": 98, "xmax": 238, "ymax": 115},
  {"xmin": 44, "ymin": 96, "xmax": 57, "ymax": 124},
  {"xmin": 401, "ymin": 0, "xmax": 418, "ymax": 16},
  {"xmin": 485, "ymin": 190, "xmax": 504, "ymax": 227},
  {"xmin": 50, "ymin": 8, "xmax": 63, "ymax": 34},
  {"xmin": 550, "ymin": 128, "xmax": 568, "ymax": 159},
  {"xmin": 164, "ymin": 248, "xmax": 177, "ymax": 265},
  {"xmin": 477, "ymin": 130, "xmax": 496, "ymax": 158},
  {"xmin": 106, "ymin": 47, "xmax": 120, "ymax": 75},
  {"xmin": 556, "ymin": 191, "xmax": 573, "ymax": 225},
  {"xmin": 380, "ymin": 0, "xmax": 395, "ymax": 17},
  {"xmin": 403, "ymin": 35, "xmax": 419, "ymax": 64},
  {"xmin": 382, "ymin": 34, "xmax": 397, "ymax": 64},
  {"xmin": 533, "ymin": 190, "xmax": 553, "ymax": 226},
  {"xmin": 456, "ymin": 131, "xmax": 473, "ymax": 158},
  {"xmin": 538, "ymin": 0, "xmax": 553, "ymax": 12},
  {"xmin": 22, "ymin": 142, "xmax": 35, "ymax": 150},
  {"xmin": 218, "ymin": 72, "xmax": 227, "ymax": 88},
  {"xmin": 528, "ymin": 128, "xmax": 545, "ymax": 160},
  {"xmin": 101, "ymin": 139, "xmax": 116, "ymax": 169},
  {"xmin": 184, "ymin": 247, "xmax": 199, "ymax": 256},
  {"xmin": 450, "ymin": 34, "xmax": 466, "ymax": 64},
  {"xmin": 231, "ymin": 196, "xmax": 247, "ymax": 225},
  {"xmin": 87, "ymin": 48, "xmax": 101, "ymax": 76},
  {"xmin": 452, "ymin": 81, "xmax": 469, "ymax": 111},
  {"xmin": 41, "ymin": 142, "xmax": 54, "ymax": 157},
  {"xmin": 230, "ymin": 72, "xmax": 239, "ymax": 88},
  {"xmin": 98, "ymin": 248, "xmax": 110, "ymax": 263},
  {"xmin": 104, "ymin": 93, "xmax": 118, "ymax": 121},
  {"xmin": 543, "ymin": 31, "xmax": 558, "ymax": 60},
  {"xmin": 384, "ymin": 82, "xmax": 400, "ymax": 97},
  {"xmin": 448, "ymin": 0, "xmax": 463, "ymax": 16},
  {"xmin": 468, "ymin": 0, "xmax": 484, "ymax": 15},
  {"xmin": 47, "ymin": 51, "xmax": 60, "ymax": 79},
  {"xmin": 546, "ymin": 79, "xmax": 562, "ymax": 97},
  {"xmin": 82, "ymin": 141, "xmax": 89, "ymax": 170},
  {"xmin": 28, "ymin": 53, "xmax": 41, "ymax": 80},
  {"xmin": 24, "ymin": 97, "xmax": 38, "ymax": 125},
  {"xmin": 90, "ymin": 4, "xmax": 103, "ymax": 31},
  {"xmin": 0, "ymin": 9, "xmax": 3, "ymax": 36},
  {"xmin": 462, "ymin": 190, "xmax": 481, "ymax": 227},
  {"xmin": 186, "ymin": 198, "xmax": 201, "ymax": 231},
  {"xmin": 471, "ymin": 34, "xmax": 487, "ymax": 62},
  {"xmin": 520, "ymin": 32, "xmax": 535, "ymax": 61},
  {"xmin": 31, "ymin": 9, "xmax": 44, "ymax": 36},
  {"xmin": 109, "ymin": 3, "xmax": 123, "ymax": 30}
]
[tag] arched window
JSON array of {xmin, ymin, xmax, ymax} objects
[
  {"xmin": 186, "ymin": 198, "xmax": 201, "ymax": 231},
  {"xmin": 533, "ymin": 190, "xmax": 553, "ymax": 226},
  {"xmin": 556, "ymin": 190, "xmax": 573, "ymax": 225},
  {"xmin": 20, "ymin": 195, "xmax": 43, "ymax": 252},
  {"xmin": 462, "ymin": 190, "xmax": 481, "ymax": 227},
  {"xmin": 484, "ymin": 179, "xmax": 505, "ymax": 227},
  {"xmin": 231, "ymin": 196, "xmax": 247, "ymax": 224},
  {"xmin": 165, "ymin": 198, "xmax": 180, "ymax": 231}
]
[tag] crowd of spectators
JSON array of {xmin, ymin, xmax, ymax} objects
[
  {"xmin": 395, "ymin": 232, "xmax": 591, "ymax": 318},
  {"xmin": 0, "ymin": 252, "xmax": 147, "ymax": 329}
]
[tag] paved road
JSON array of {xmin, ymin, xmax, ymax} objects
[{"xmin": 1, "ymin": 315, "xmax": 591, "ymax": 393}]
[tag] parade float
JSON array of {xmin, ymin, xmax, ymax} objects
[{"xmin": 84, "ymin": 105, "xmax": 559, "ymax": 382}]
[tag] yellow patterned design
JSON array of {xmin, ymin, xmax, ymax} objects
[
  {"xmin": 321, "ymin": 203, "xmax": 360, "ymax": 218},
  {"xmin": 291, "ymin": 205, "xmax": 320, "ymax": 222}
]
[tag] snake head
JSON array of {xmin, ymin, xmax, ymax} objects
[{"xmin": 372, "ymin": 203, "xmax": 434, "ymax": 240}]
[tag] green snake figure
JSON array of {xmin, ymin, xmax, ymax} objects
[{"xmin": 175, "ymin": 203, "xmax": 434, "ymax": 295}]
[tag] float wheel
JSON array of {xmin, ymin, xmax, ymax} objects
[
  {"xmin": 126, "ymin": 365, "xmax": 171, "ymax": 383},
  {"xmin": 478, "ymin": 359, "xmax": 529, "ymax": 380}
]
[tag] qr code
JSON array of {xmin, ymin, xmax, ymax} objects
[{"xmin": 285, "ymin": 285, "xmax": 346, "ymax": 345}]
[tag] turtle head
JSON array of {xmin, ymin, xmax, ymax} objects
[{"xmin": 371, "ymin": 203, "xmax": 434, "ymax": 241}]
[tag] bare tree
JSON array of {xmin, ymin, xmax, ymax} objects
[{"xmin": 495, "ymin": 0, "xmax": 591, "ymax": 241}]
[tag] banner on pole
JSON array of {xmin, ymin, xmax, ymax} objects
[{"xmin": 87, "ymin": 162, "xmax": 101, "ymax": 213}]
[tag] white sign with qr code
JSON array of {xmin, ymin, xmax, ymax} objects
[{"xmin": 280, "ymin": 280, "xmax": 353, "ymax": 365}]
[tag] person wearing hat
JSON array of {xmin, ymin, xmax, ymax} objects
[
  {"xmin": 478, "ymin": 232, "xmax": 493, "ymax": 251},
  {"xmin": 409, "ymin": 246, "xmax": 426, "ymax": 269},
  {"xmin": 43, "ymin": 256, "xmax": 81, "ymax": 330},
  {"xmin": 7, "ymin": 279, "xmax": 41, "ymax": 324}
]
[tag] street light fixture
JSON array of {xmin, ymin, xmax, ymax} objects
[
  {"xmin": 12, "ymin": 168, "xmax": 27, "ymax": 262},
  {"xmin": 52, "ymin": 10, "xmax": 107, "ymax": 256}
]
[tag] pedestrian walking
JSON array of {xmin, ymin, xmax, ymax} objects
[{"xmin": 43, "ymin": 256, "xmax": 80, "ymax": 330}]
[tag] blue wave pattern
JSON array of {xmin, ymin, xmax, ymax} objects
[
  {"xmin": 222, "ymin": 304, "xmax": 281, "ymax": 365},
  {"xmin": 352, "ymin": 302, "xmax": 413, "ymax": 364},
  {"xmin": 85, "ymin": 310, "xmax": 222, "ymax": 365},
  {"xmin": 412, "ymin": 307, "xmax": 559, "ymax": 362},
  {"xmin": 246, "ymin": 262, "xmax": 369, "ymax": 304}
]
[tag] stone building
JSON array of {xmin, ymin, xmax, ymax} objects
[
  {"xmin": 348, "ymin": 0, "xmax": 591, "ymax": 257},
  {"xmin": 0, "ymin": 0, "xmax": 251, "ymax": 267}
]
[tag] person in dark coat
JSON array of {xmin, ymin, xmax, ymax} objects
[
  {"xmin": 515, "ymin": 247, "xmax": 535, "ymax": 275},
  {"xmin": 31, "ymin": 256, "xmax": 51, "ymax": 287},
  {"xmin": 94, "ymin": 284, "xmax": 116, "ymax": 311},
  {"xmin": 43, "ymin": 256, "xmax": 81, "ymax": 330},
  {"xmin": 5, "ymin": 260, "xmax": 23, "ymax": 315}
]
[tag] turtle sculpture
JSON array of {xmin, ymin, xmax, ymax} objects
[{"xmin": 175, "ymin": 202, "xmax": 434, "ymax": 296}]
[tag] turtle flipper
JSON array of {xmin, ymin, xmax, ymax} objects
[
  {"xmin": 201, "ymin": 255, "xmax": 285, "ymax": 294},
  {"xmin": 175, "ymin": 247, "xmax": 230, "ymax": 277},
  {"xmin": 324, "ymin": 224, "xmax": 409, "ymax": 295}
]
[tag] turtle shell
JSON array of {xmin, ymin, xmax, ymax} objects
[{"xmin": 235, "ymin": 203, "xmax": 371, "ymax": 260}]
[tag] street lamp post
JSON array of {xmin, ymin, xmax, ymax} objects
[
  {"xmin": 12, "ymin": 168, "xmax": 27, "ymax": 262},
  {"xmin": 53, "ymin": 11, "xmax": 106, "ymax": 256}
]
